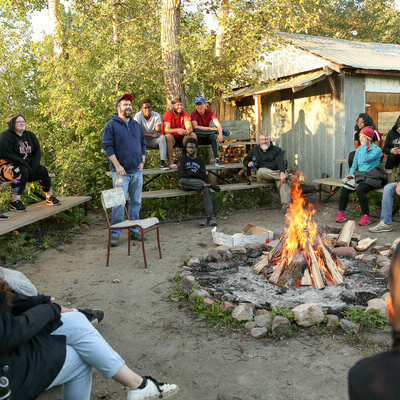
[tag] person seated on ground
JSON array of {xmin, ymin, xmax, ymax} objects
[
  {"xmin": 369, "ymin": 167, "xmax": 400, "ymax": 233},
  {"xmin": 0, "ymin": 265, "xmax": 104, "ymax": 324},
  {"xmin": 0, "ymin": 114, "xmax": 60, "ymax": 212},
  {"xmin": 335, "ymin": 126, "xmax": 384, "ymax": 226},
  {"xmin": 190, "ymin": 97, "xmax": 231, "ymax": 167},
  {"xmin": 0, "ymin": 278, "xmax": 179, "ymax": 400},
  {"xmin": 162, "ymin": 95, "xmax": 196, "ymax": 170},
  {"xmin": 134, "ymin": 98, "xmax": 169, "ymax": 170},
  {"xmin": 382, "ymin": 115, "xmax": 400, "ymax": 183},
  {"xmin": 243, "ymin": 132, "xmax": 290, "ymax": 209},
  {"xmin": 348, "ymin": 113, "xmax": 381, "ymax": 168},
  {"xmin": 348, "ymin": 243, "xmax": 400, "ymax": 399},
  {"xmin": 177, "ymin": 138, "xmax": 220, "ymax": 227}
]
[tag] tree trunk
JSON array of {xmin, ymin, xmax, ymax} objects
[
  {"xmin": 48, "ymin": 0, "xmax": 67, "ymax": 58},
  {"xmin": 112, "ymin": 0, "xmax": 121, "ymax": 94},
  {"xmin": 161, "ymin": 0, "xmax": 185, "ymax": 108},
  {"xmin": 213, "ymin": 0, "xmax": 230, "ymax": 119}
]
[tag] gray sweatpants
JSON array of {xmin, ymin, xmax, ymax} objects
[
  {"xmin": 257, "ymin": 168, "xmax": 291, "ymax": 204},
  {"xmin": 178, "ymin": 178, "xmax": 214, "ymax": 216},
  {"xmin": 146, "ymin": 135, "xmax": 167, "ymax": 161}
]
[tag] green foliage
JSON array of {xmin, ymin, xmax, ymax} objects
[
  {"xmin": 190, "ymin": 296, "xmax": 245, "ymax": 328},
  {"xmin": 0, "ymin": 208, "xmax": 90, "ymax": 265},
  {"xmin": 344, "ymin": 306, "xmax": 389, "ymax": 331}
]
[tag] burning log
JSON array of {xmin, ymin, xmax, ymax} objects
[
  {"xmin": 267, "ymin": 235, "xmax": 286, "ymax": 264},
  {"xmin": 337, "ymin": 221, "xmax": 355, "ymax": 247},
  {"xmin": 269, "ymin": 256, "xmax": 288, "ymax": 285},
  {"xmin": 306, "ymin": 241, "xmax": 325, "ymax": 289},
  {"xmin": 317, "ymin": 236, "xmax": 343, "ymax": 285},
  {"xmin": 277, "ymin": 252, "xmax": 307, "ymax": 288},
  {"xmin": 253, "ymin": 254, "xmax": 268, "ymax": 274},
  {"xmin": 300, "ymin": 268, "xmax": 312, "ymax": 286}
]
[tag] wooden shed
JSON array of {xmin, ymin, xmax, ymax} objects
[{"xmin": 221, "ymin": 33, "xmax": 400, "ymax": 183}]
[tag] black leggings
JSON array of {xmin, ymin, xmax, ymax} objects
[
  {"xmin": 194, "ymin": 129, "xmax": 219, "ymax": 158},
  {"xmin": 0, "ymin": 164, "xmax": 52, "ymax": 195},
  {"xmin": 338, "ymin": 183, "xmax": 375, "ymax": 215},
  {"xmin": 385, "ymin": 153, "xmax": 400, "ymax": 170}
]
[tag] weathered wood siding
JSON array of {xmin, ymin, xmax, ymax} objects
[
  {"xmin": 259, "ymin": 74, "xmax": 368, "ymax": 183},
  {"xmin": 366, "ymin": 76, "xmax": 400, "ymax": 93}
]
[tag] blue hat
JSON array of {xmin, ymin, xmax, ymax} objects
[{"xmin": 195, "ymin": 97, "xmax": 206, "ymax": 104}]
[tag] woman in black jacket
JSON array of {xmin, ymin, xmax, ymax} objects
[
  {"xmin": 383, "ymin": 115, "xmax": 400, "ymax": 183},
  {"xmin": 0, "ymin": 113, "xmax": 60, "ymax": 212},
  {"xmin": 0, "ymin": 280, "xmax": 178, "ymax": 400}
]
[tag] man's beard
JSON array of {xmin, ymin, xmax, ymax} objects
[
  {"xmin": 260, "ymin": 144, "xmax": 270, "ymax": 151},
  {"xmin": 123, "ymin": 109, "xmax": 132, "ymax": 118}
]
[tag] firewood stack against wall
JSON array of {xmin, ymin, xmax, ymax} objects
[{"xmin": 254, "ymin": 173, "xmax": 345, "ymax": 290}]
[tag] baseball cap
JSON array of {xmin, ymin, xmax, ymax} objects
[
  {"xmin": 195, "ymin": 97, "xmax": 206, "ymax": 104},
  {"xmin": 116, "ymin": 93, "xmax": 133, "ymax": 108}
]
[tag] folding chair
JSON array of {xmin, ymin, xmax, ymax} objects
[{"xmin": 101, "ymin": 187, "xmax": 162, "ymax": 267}]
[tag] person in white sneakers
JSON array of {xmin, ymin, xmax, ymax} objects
[
  {"xmin": 369, "ymin": 170, "xmax": 400, "ymax": 233},
  {"xmin": 0, "ymin": 278, "xmax": 179, "ymax": 400}
]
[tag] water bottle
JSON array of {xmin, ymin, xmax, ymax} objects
[
  {"xmin": 0, "ymin": 377, "xmax": 11, "ymax": 400},
  {"xmin": 251, "ymin": 156, "xmax": 257, "ymax": 171}
]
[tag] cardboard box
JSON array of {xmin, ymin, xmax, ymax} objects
[{"xmin": 211, "ymin": 224, "xmax": 274, "ymax": 247}]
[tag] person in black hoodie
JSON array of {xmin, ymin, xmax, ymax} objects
[
  {"xmin": 383, "ymin": 115, "xmax": 400, "ymax": 183},
  {"xmin": 0, "ymin": 279, "xmax": 179, "ymax": 400},
  {"xmin": 348, "ymin": 242, "xmax": 400, "ymax": 399},
  {"xmin": 0, "ymin": 114, "xmax": 60, "ymax": 212}
]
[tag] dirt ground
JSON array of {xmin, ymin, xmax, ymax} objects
[{"xmin": 24, "ymin": 197, "xmax": 399, "ymax": 400}]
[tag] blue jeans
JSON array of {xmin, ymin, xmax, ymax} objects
[
  {"xmin": 381, "ymin": 182, "xmax": 398, "ymax": 224},
  {"xmin": 111, "ymin": 171, "xmax": 143, "ymax": 236},
  {"xmin": 47, "ymin": 312, "xmax": 125, "ymax": 400}
]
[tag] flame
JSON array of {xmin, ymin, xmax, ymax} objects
[{"xmin": 282, "ymin": 172, "xmax": 317, "ymax": 262}]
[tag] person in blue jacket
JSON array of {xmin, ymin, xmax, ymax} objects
[
  {"xmin": 335, "ymin": 126, "xmax": 383, "ymax": 226},
  {"xmin": 102, "ymin": 94, "xmax": 146, "ymax": 247}
]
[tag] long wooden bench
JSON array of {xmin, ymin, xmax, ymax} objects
[
  {"xmin": 0, "ymin": 196, "xmax": 91, "ymax": 241},
  {"xmin": 313, "ymin": 177, "xmax": 383, "ymax": 203}
]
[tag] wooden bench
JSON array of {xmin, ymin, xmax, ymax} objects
[
  {"xmin": 0, "ymin": 196, "xmax": 91, "ymax": 241},
  {"xmin": 313, "ymin": 177, "xmax": 383, "ymax": 203}
]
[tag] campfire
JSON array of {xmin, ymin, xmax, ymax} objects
[{"xmin": 254, "ymin": 173, "xmax": 346, "ymax": 290}]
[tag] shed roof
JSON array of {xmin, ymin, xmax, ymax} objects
[{"xmin": 278, "ymin": 32, "xmax": 400, "ymax": 72}]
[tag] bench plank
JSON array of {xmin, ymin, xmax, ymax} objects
[
  {"xmin": 142, "ymin": 182, "xmax": 267, "ymax": 199},
  {"xmin": 0, "ymin": 196, "xmax": 91, "ymax": 236}
]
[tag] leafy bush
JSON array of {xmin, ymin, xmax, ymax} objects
[{"xmin": 344, "ymin": 306, "xmax": 389, "ymax": 331}]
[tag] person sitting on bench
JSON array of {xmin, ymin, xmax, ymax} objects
[
  {"xmin": 190, "ymin": 97, "xmax": 231, "ymax": 167},
  {"xmin": 243, "ymin": 132, "xmax": 291, "ymax": 209},
  {"xmin": 0, "ymin": 114, "xmax": 60, "ymax": 212},
  {"xmin": 369, "ymin": 167, "xmax": 400, "ymax": 233},
  {"xmin": 177, "ymin": 138, "xmax": 220, "ymax": 227},
  {"xmin": 335, "ymin": 126, "xmax": 384, "ymax": 226}
]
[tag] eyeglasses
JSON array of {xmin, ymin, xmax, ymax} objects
[{"xmin": 15, "ymin": 121, "xmax": 26, "ymax": 124}]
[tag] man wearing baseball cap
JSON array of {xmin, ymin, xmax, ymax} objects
[
  {"xmin": 335, "ymin": 126, "xmax": 384, "ymax": 226},
  {"xmin": 102, "ymin": 93, "xmax": 146, "ymax": 247},
  {"xmin": 190, "ymin": 97, "xmax": 231, "ymax": 167}
]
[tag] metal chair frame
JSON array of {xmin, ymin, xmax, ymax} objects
[{"xmin": 101, "ymin": 187, "xmax": 162, "ymax": 267}]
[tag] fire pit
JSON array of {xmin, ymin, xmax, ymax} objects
[
  {"xmin": 255, "ymin": 174, "xmax": 345, "ymax": 290},
  {"xmin": 187, "ymin": 174, "xmax": 388, "ymax": 313}
]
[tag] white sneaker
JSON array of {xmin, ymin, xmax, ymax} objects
[
  {"xmin": 368, "ymin": 221, "xmax": 392, "ymax": 233},
  {"xmin": 127, "ymin": 376, "xmax": 179, "ymax": 400}
]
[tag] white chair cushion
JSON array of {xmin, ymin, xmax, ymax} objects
[{"xmin": 110, "ymin": 217, "xmax": 159, "ymax": 230}]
